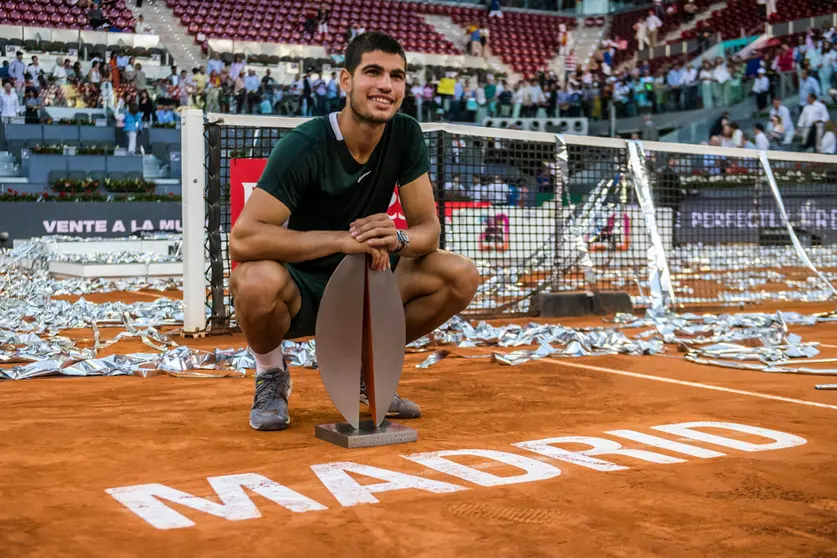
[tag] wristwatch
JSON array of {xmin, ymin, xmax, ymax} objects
[{"xmin": 395, "ymin": 230, "xmax": 410, "ymax": 254}]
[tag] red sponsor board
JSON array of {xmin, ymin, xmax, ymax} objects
[
  {"xmin": 230, "ymin": 158, "xmax": 410, "ymax": 230},
  {"xmin": 229, "ymin": 158, "xmax": 490, "ymax": 267}
]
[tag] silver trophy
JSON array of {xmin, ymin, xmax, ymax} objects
[{"xmin": 314, "ymin": 253, "xmax": 417, "ymax": 448}]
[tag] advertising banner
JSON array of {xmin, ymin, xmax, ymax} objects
[
  {"xmin": 2, "ymin": 202, "xmax": 183, "ymax": 240},
  {"xmin": 677, "ymin": 196, "xmax": 837, "ymax": 244},
  {"xmin": 448, "ymin": 204, "xmax": 673, "ymax": 268}
]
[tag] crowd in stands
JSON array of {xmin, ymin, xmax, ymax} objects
[{"xmin": 1, "ymin": 0, "xmax": 836, "ymax": 157}]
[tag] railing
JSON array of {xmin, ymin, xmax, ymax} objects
[{"xmin": 0, "ymin": 24, "xmax": 161, "ymax": 50}]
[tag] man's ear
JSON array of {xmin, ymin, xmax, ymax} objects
[{"xmin": 339, "ymin": 68, "xmax": 351, "ymax": 94}]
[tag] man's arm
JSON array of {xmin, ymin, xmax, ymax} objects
[
  {"xmin": 393, "ymin": 172, "xmax": 440, "ymax": 257},
  {"xmin": 231, "ymin": 189, "xmax": 341, "ymax": 263},
  {"xmin": 230, "ymin": 189, "xmax": 390, "ymax": 270},
  {"xmin": 351, "ymin": 172, "xmax": 440, "ymax": 258}
]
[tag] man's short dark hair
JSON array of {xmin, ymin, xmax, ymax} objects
[
  {"xmin": 344, "ymin": 31, "xmax": 407, "ymax": 75},
  {"xmin": 754, "ymin": 123, "xmax": 764, "ymax": 132}
]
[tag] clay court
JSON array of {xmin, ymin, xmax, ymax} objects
[{"xmin": 2, "ymin": 289, "xmax": 836, "ymax": 557}]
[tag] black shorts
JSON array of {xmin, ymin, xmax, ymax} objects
[{"xmin": 284, "ymin": 254, "xmax": 400, "ymax": 340}]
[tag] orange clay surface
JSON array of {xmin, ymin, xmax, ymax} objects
[{"xmin": 1, "ymin": 292, "xmax": 837, "ymax": 557}]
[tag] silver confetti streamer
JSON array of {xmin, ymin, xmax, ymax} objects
[
  {"xmin": 626, "ymin": 140, "xmax": 675, "ymax": 316},
  {"xmin": 758, "ymin": 150, "xmax": 837, "ymax": 297},
  {"xmin": 1, "ymin": 235, "xmax": 836, "ymax": 380}
]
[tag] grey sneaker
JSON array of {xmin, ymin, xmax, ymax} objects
[
  {"xmin": 249, "ymin": 367, "xmax": 292, "ymax": 431},
  {"xmin": 360, "ymin": 379, "xmax": 421, "ymax": 419}
]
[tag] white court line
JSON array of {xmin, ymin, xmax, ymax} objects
[{"xmin": 542, "ymin": 358, "xmax": 837, "ymax": 412}]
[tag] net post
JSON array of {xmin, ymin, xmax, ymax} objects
[
  {"xmin": 181, "ymin": 108, "xmax": 207, "ymax": 335},
  {"xmin": 205, "ymin": 122, "xmax": 227, "ymax": 330},
  {"xmin": 435, "ymin": 130, "xmax": 446, "ymax": 250}
]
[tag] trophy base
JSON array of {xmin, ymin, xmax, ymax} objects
[{"xmin": 315, "ymin": 420, "xmax": 418, "ymax": 448}]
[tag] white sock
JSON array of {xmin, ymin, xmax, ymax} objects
[{"xmin": 253, "ymin": 345, "xmax": 286, "ymax": 376}]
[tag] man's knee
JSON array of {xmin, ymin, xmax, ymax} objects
[
  {"xmin": 444, "ymin": 254, "xmax": 480, "ymax": 308},
  {"xmin": 230, "ymin": 261, "xmax": 295, "ymax": 317}
]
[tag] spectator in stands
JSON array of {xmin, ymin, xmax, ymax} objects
[
  {"xmin": 681, "ymin": 62, "xmax": 697, "ymax": 110},
  {"xmin": 100, "ymin": 68, "xmax": 115, "ymax": 114},
  {"xmin": 88, "ymin": 61, "xmax": 102, "ymax": 86},
  {"xmin": 261, "ymin": 69, "xmax": 277, "ymax": 113},
  {"xmin": 178, "ymin": 69, "xmax": 193, "ymax": 106},
  {"xmin": 88, "ymin": 2, "xmax": 104, "ymax": 29},
  {"xmin": 8, "ymin": 53, "xmax": 25, "ymax": 89},
  {"xmin": 726, "ymin": 122, "xmax": 744, "ymax": 148},
  {"xmin": 558, "ymin": 23, "xmax": 570, "ymax": 56},
  {"xmin": 564, "ymin": 49, "xmax": 577, "ymax": 84},
  {"xmin": 683, "ymin": 0, "xmax": 698, "ymax": 21},
  {"xmin": 69, "ymin": 62, "xmax": 83, "ymax": 85},
  {"xmin": 655, "ymin": 156, "xmax": 683, "ymax": 240},
  {"xmin": 300, "ymin": 69, "xmax": 314, "ymax": 117},
  {"xmin": 665, "ymin": 63, "xmax": 682, "ymax": 110},
  {"xmin": 309, "ymin": 73, "xmax": 323, "ymax": 115},
  {"xmin": 242, "ymin": 68, "xmax": 260, "ymax": 114},
  {"xmin": 327, "ymin": 71, "xmax": 339, "ymax": 113},
  {"xmin": 26, "ymin": 56, "xmax": 41, "ymax": 82},
  {"xmin": 767, "ymin": 114, "xmax": 785, "ymax": 148},
  {"xmin": 753, "ymin": 123, "xmax": 770, "ymax": 150},
  {"xmin": 470, "ymin": 175, "xmax": 483, "ymax": 201},
  {"xmin": 704, "ymin": 136, "xmax": 725, "ymax": 174},
  {"xmin": 798, "ymin": 68, "xmax": 821, "ymax": 116},
  {"xmin": 22, "ymin": 75, "xmax": 37, "ymax": 97},
  {"xmin": 444, "ymin": 175, "xmax": 466, "ymax": 197},
  {"xmin": 303, "ymin": 6, "xmax": 318, "ymax": 40},
  {"xmin": 134, "ymin": 63, "xmax": 147, "ymax": 91},
  {"xmin": 820, "ymin": 42, "xmax": 835, "ymax": 97},
  {"xmin": 488, "ymin": 175, "xmax": 511, "ymax": 204},
  {"xmin": 168, "ymin": 66, "xmax": 179, "ymax": 86},
  {"xmin": 207, "ymin": 53, "xmax": 223, "ymax": 77},
  {"xmin": 776, "ymin": 44, "xmax": 795, "ymax": 73},
  {"xmin": 137, "ymin": 15, "xmax": 152, "ymax": 34},
  {"xmin": 820, "ymin": 121, "xmax": 836, "ymax": 154},
  {"xmin": 488, "ymin": 0, "xmax": 502, "ymax": 17},
  {"xmin": 697, "ymin": 26, "xmax": 714, "ymax": 55},
  {"xmin": 124, "ymin": 103, "xmax": 142, "ymax": 154},
  {"xmin": 0, "ymin": 81, "xmax": 19, "ymax": 119},
  {"xmin": 156, "ymin": 104, "xmax": 176, "ymax": 124},
  {"xmin": 769, "ymin": 97, "xmax": 794, "ymax": 144},
  {"xmin": 51, "ymin": 59, "xmax": 69, "ymax": 85},
  {"xmin": 468, "ymin": 23, "xmax": 482, "ymax": 57},
  {"xmin": 709, "ymin": 111, "xmax": 729, "ymax": 139},
  {"xmin": 612, "ymin": 77, "xmax": 632, "ymax": 117},
  {"xmin": 317, "ymin": 3, "xmax": 330, "ymax": 37},
  {"xmin": 23, "ymin": 89, "xmax": 41, "ymax": 124},
  {"xmin": 752, "ymin": 68, "xmax": 770, "ymax": 111},
  {"xmin": 105, "ymin": 52, "xmax": 119, "ymax": 82},
  {"xmin": 634, "ymin": 19, "xmax": 649, "ymax": 52},
  {"xmin": 137, "ymin": 89, "xmax": 154, "ymax": 122},
  {"xmin": 646, "ymin": 10, "xmax": 663, "ymax": 49},
  {"xmin": 0, "ymin": 62, "xmax": 7, "ymax": 81},
  {"xmin": 711, "ymin": 58, "xmax": 731, "ymax": 106},
  {"xmin": 190, "ymin": 67, "xmax": 205, "ymax": 108},
  {"xmin": 205, "ymin": 73, "xmax": 221, "ymax": 113},
  {"xmin": 230, "ymin": 55, "xmax": 245, "ymax": 81},
  {"xmin": 642, "ymin": 114, "xmax": 659, "ymax": 141},
  {"xmin": 798, "ymin": 93, "xmax": 830, "ymax": 150},
  {"xmin": 509, "ymin": 179, "xmax": 530, "ymax": 207}
]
